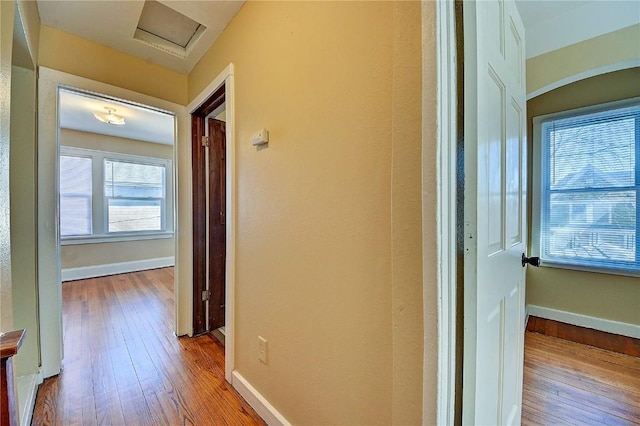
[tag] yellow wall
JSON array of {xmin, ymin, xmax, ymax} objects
[
  {"xmin": 391, "ymin": 2, "xmax": 425, "ymax": 424},
  {"xmin": 1, "ymin": 0, "xmax": 16, "ymax": 332},
  {"xmin": 189, "ymin": 1, "xmax": 428, "ymax": 423},
  {"xmin": 527, "ymin": 24, "xmax": 640, "ymax": 97},
  {"xmin": 20, "ymin": 1, "xmax": 40, "ymax": 63},
  {"xmin": 527, "ymin": 68, "xmax": 640, "ymax": 326},
  {"xmin": 62, "ymin": 239, "xmax": 174, "ymax": 270},
  {"xmin": 10, "ymin": 65, "xmax": 40, "ymax": 376},
  {"xmin": 61, "ymin": 128, "xmax": 173, "ymax": 160},
  {"xmin": 60, "ymin": 129, "xmax": 174, "ymax": 270},
  {"xmin": 38, "ymin": 26, "xmax": 188, "ymax": 105}
]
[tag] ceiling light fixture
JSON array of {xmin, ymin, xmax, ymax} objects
[{"xmin": 93, "ymin": 107, "xmax": 126, "ymax": 125}]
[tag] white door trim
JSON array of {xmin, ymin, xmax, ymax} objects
[
  {"xmin": 431, "ymin": 1, "xmax": 458, "ymax": 424},
  {"xmin": 38, "ymin": 67, "xmax": 187, "ymax": 378},
  {"xmin": 185, "ymin": 63, "xmax": 236, "ymax": 383}
]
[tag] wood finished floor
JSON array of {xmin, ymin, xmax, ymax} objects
[
  {"xmin": 522, "ymin": 331, "xmax": 640, "ymax": 425},
  {"xmin": 32, "ymin": 268, "xmax": 265, "ymax": 426},
  {"xmin": 31, "ymin": 268, "xmax": 640, "ymax": 425}
]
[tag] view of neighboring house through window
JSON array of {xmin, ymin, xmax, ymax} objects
[
  {"xmin": 105, "ymin": 160, "xmax": 165, "ymax": 232},
  {"xmin": 59, "ymin": 147, "xmax": 172, "ymax": 240},
  {"xmin": 534, "ymin": 99, "xmax": 639, "ymax": 274}
]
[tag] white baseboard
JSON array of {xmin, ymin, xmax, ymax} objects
[
  {"xmin": 232, "ymin": 371, "xmax": 291, "ymax": 426},
  {"xmin": 61, "ymin": 257, "xmax": 175, "ymax": 281},
  {"xmin": 527, "ymin": 305, "xmax": 640, "ymax": 339},
  {"xmin": 17, "ymin": 372, "xmax": 42, "ymax": 426}
]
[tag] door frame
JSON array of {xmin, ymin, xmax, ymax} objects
[
  {"xmin": 430, "ymin": 1, "xmax": 458, "ymax": 425},
  {"xmin": 37, "ymin": 67, "xmax": 187, "ymax": 379},
  {"xmin": 184, "ymin": 63, "xmax": 236, "ymax": 382}
]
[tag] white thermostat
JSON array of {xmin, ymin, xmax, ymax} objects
[{"xmin": 251, "ymin": 129, "xmax": 269, "ymax": 146}]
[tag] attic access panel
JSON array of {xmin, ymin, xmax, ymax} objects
[{"xmin": 135, "ymin": 0, "xmax": 207, "ymax": 57}]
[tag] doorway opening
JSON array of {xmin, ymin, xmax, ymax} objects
[
  {"xmin": 57, "ymin": 87, "xmax": 176, "ymax": 287},
  {"xmin": 191, "ymin": 83, "xmax": 227, "ymax": 341}
]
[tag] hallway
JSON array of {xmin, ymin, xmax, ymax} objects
[{"xmin": 32, "ymin": 268, "xmax": 265, "ymax": 425}]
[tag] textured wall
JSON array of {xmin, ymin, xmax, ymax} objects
[
  {"xmin": 188, "ymin": 1, "xmax": 431, "ymax": 423},
  {"xmin": 0, "ymin": 0, "xmax": 15, "ymax": 332},
  {"xmin": 39, "ymin": 25, "xmax": 188, "ymax": 105},
  {"xmin": 10, "ymin": 65, "xmax": 40, "ymax": 375}
]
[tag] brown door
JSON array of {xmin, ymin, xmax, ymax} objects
[
  {"xmin": 208, "ymin": 118, "xmax": 226, "ymax": 330},
  {"xmin": 191, "ymin": 84, "xmax": 224, "ymax": 335}
]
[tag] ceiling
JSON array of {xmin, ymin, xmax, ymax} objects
[
  {"xmin": 59, "ymin": 89, "xmax": 175, "ymax": 145},
  {"xmin": 37, "ymin": 0, "xmax": 245, "ymax": 74},
  {"xmin": 45, "ymin": 0, "xmax": 637, "ymax": 144},
  {"xmin": 40, "ymin": 0, "xmax": 244, "ymax": 145},
  {"xmin": 515, "ymin": 0, "xmax": 640, "ymax": 58}
]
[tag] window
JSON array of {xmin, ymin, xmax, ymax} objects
[
  {"xmin": 60, "ymin": 155, "xmax": 93, "ymax": 236},
  {"xmin": 60, "ymin": 147, "xmax": 173, "ymax": 243},
  {"xmin": 105, "ymin": 160, "xmax": 165, "ymax": 232},
  {"xmin": 533, "ymin": 99, "xmax": 639, "ymax": 275}
]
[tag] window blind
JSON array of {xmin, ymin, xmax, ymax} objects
[
  {"xmin": 540, "ymin": 102, "xmax": 639, "ymax": 274},
  {"xmin": 60, "ymin": 155, "xmax": 93, "ymax": 236}
]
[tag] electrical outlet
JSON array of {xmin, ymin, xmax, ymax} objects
[{"xmin": 258, "ymin": 336, "xmax": 267, "ymax": 364}]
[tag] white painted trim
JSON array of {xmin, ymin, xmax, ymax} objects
[
  {"xmin": 527, "ymin": 305, "xmax": 640, "ymax": 339},
  {"xmin": 187, "ymin": 64, "xmax": 233, "ymax": 113},
  {"xmin": 61, "ymin": 232, "xmax": 173, "ymax": 245},
  {"xmin": 38, "ymin": 67, "xmax": 187, "ymax": 377},
  {"xmin": 61, "ymin": 257, "xmax": 175, "ymax": 281},
  {"xmin": 16, "ymin": 372, "xmax": 42, "ymax": 426},
  {"xmin": 186, "ymin": 63, "xmax": 236, "ymax": 383},
  {"xmin": 527, "ymin": 59, "xmax": 640, "ymax": 100},
  {"xmin": 433, "ymin": 1, "xmax": 457, "ymax": 425},
  {"xmin": 232, "ymin": 371, "xmax": 291, "ymax": 426}
]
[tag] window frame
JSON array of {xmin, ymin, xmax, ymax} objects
[
  {"xmin": 532, "ymin": 97, "xmax": 640, "ymax": 277},
  {"xmin": 60, "ymin": 146, "xmax": 174, "ymax": 245}
]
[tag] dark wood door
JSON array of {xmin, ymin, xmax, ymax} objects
[
  {"xmin": 208, "ymin": 118, "xmax": 226, "ymax": 330},
  {"xmin": 191, "ymin": 84, "xmax": 224, "ymax": 335}
]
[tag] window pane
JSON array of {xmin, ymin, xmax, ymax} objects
[
  {"xmin": 105, "ymin": 160, "xmax": 164, "ymax": 198},
  {"xmin": 105, "ymin": 159, "xmax": 165, "ymax": 233},
  {"xmin": 540, "ymin": 102, "xmax": 639, "ymax": 273},
  {"xmin": 545, "ymin": 115, "xmax": 635, "ymax": 191},
  {"xmin": 544, "ymin": 190, "xmax": 636, "ymax": 264},
  {"xmin": 60, "ymin": 155, "xmax": 92, "ymax": 236},
  {"xmin": 107, "ymin": 198, "xmax": 162, "ymax": 232}
]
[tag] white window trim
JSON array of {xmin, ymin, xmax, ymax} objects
[
  {"xmin": 532, "ymin": 97, "xmax": 640, "ymax": 277},
  {"xmin": 60, "ymin": 146, "xmax": 174, "ymax": 244}
]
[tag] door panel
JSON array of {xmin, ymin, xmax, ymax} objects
[
  {"xmin": 487, "ymin": 69, "xmax": 505, "ymax": 255},
  {"xmin": 208, "ymin": 118, "xmax": 226, "ymax": 331},
  {"xmin": 464, "ymin": 0, "xmax": 527, "ymax": 424}
]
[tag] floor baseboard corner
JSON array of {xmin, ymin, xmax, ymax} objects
[
  {"xmin": 527, "ymin": 304, "xmax": 640, "ymax": 339},
  {"xmin": 17, "ymin": 372, "xmax": 42, "ymax": 426},
  {"xmin": 231, "ymin": 371, "xmax": 291, "ymax": 426}
]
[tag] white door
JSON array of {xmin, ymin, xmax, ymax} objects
[{"xmin": 463, "ymin": 0, "xmax": 527, "ymax": 425}]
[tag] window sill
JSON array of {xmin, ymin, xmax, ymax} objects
[
  {"xmin": 537, "ymin": 259, "xmax": 640, "ymax": 278},
  {"xmin": 61, "ymin": 232, "xmax": 174, "ymax": 246}
]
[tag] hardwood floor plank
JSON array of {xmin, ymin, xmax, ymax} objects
[
  {"xmin": 527, "ymin": 316, "xmax": 640, "ymax": 357},
  {"xmin": 523, "ymin": 330, "xmax": 640, "ymax": 426},
  {"xmin": 33, "ymin": 268, "xmax": 265, "ymax": 426},
  {"xmin": 527, "ymin": 331, "xmax": 640, "ymax": 372}
]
